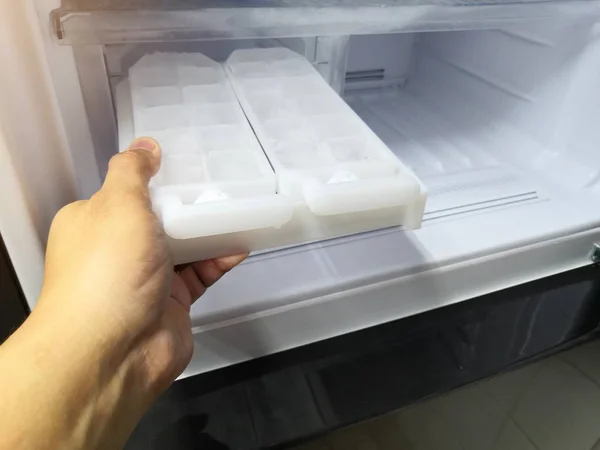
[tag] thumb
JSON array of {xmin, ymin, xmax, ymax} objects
[{"xmin": 103, "ymin": 137, "xmax": 162, "ymax": 197}]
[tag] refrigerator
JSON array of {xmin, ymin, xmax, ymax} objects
[{"xmin": 3, "ymin": 0, "xmax": 600, "ymax": 379}]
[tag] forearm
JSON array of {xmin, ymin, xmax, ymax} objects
[{"xmin": 0, "ymin": 304, "xmax": 151, "ymax": 450}]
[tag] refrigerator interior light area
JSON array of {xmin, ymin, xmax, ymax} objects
[{"xmin": 2, "ymin": 0, "xmax": 600, "ymax": 377}]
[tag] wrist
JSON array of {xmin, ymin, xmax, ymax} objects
[{"xmin": 0, "ymin": 302, "xmax": 153, "ymax": 449}]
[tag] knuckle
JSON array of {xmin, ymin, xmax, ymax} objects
[
  {"xmin": 212, "ymin": 258, "xmax": 231, "ymax": 274},
  {"xmin": 110, "ymin": 150, "xmax": 148, "ymax": 170},
  {"xmin": 50, "ymin": 200, "xmax": 87, "ymax": 231},
  {"xmin": 108, "ymin": 149, "xmax": 156, "ymax": 183},
  {"xmin": 54, "ymin": 201, "xmax": 84, "ymax": 221}
]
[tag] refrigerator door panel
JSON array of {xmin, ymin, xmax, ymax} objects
[{"xmin": 0, "ymin": 1, "xmax": 80, "ymax": 307}]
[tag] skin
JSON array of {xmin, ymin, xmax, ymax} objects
[{"xmin": 0, "ymin": 137, "xmax": 247, "ymax": 449}]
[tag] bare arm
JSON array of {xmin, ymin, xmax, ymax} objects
[{"xmin": 0, "ymin": 138, "xmax": 246, "ymax": 449}]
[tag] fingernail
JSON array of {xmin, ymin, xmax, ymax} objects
[{"xmin": 128, "ymin": 137, "xmax": 160, "ymax": 158}]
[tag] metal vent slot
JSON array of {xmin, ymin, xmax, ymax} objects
[{"xmin": 346, "ymin": 68, "xmax": 386, "ymax": 83}]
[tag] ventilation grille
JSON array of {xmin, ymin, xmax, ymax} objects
[{"xmin": 346, "ymin": 68, "xmax": 386, "ymax": 83}]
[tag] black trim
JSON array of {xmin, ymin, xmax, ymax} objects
[
  {"xmin": 171, "ymin": 264, "xmax": 600, "ymax": 397},
  {"xmin": 126, "ymin": 265, "xmax": 600, "ymax": 449},
  {"xmin": 0, "ymin": 235, "xmax": 30, "ymax": 343}
]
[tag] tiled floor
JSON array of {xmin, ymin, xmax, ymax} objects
[{"xmin": 294, "ymin": 340, "xmax": 600, "ymax": 450}]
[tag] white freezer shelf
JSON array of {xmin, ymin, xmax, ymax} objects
[
  {"xmin": 348, "ymin": 89, "xmax": 544, "ymax": 219},
  {"xmin": 188, "ymin": 77, "xmax": 600, "ymax": 330},
  {"xmin": 185, "ymin": 196, "xmax": 600, "ymax": 377},
  {"xmin": 183, "ymin": 72, "xmax": 600, "ymax": 375}
]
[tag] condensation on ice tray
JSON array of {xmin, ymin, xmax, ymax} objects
[{"xmin": 225, "ymin": 47, "xmax": 426, "ymax": 225}]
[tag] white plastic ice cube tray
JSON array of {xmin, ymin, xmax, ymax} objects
[
  {"xmin": 128, "ymin": 53, "xmax": 293, "ymax": 240},
  {"xmin": 122, "ymin": 50, "xmax": 426, "ymax": 263},
  {"xmin": 225, "ymin": 48, "xmax": 425, "ymax": 222}
]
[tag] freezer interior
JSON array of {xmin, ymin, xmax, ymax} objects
[
  {"xmin": 98, "ymin": 23, "xmax": 600, "ymax": 213},
  {"xmin": 38, "ymin": 17, "xmax": 600, "ymax": 330}
]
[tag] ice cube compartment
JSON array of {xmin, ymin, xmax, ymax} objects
[
  {"xmin": 128, "ymin": 53, "xmax": 293, "ymax": 243},
  {"xmin": 129, "ymin": 52, "xmax": 274, "ymax": 193},
  {"xmin": 225, "ymin": 48, "xmax": 425, "ymax": 219}
]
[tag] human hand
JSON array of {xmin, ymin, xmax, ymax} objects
[{"xmin": 0, "ymin": 137, "xmax": 246, "ymax": 449}]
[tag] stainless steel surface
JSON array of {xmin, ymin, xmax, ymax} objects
[
  {"xmin": 54, "ymin": 1, "xmax": 600, "ymax": 45},
  {"xmin": 591, "ymin": 243, "xmax": 600, "ymax": 263},
  {"xmin": 72, "ymin": 45, "xmax": 119, "ymax": 178}
]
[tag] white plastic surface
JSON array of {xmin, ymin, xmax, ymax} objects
[
  {"xmin": 128, "ymin": 53, "xmax": 292, "ymax": 242},
  {"xmin": 121, "ymin": 50, "xmax": 427, "ymax": 263},
  {"xmin": 225, "ymin": 48, "xmax": 425, "ymax": 225}
]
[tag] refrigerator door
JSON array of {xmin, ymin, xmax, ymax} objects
[{"xmin": 0, "ymin": 1, "xmax": 79, "ymax": 308}]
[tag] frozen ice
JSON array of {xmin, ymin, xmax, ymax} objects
[
  {"xmin": 190, "ymin": 103, "xmax": 242, "ymax": 127},
  {"xmin": 136, "ymin": 105, "xmax": 190, "ymax": 132},
  {"xmin": 160, "ymin": 154, "xmax": 206, "ymax": 185},
  {"xmin": 270, "ymin": 60, "xmax": 314, "ymax": 77},
  {"xmin": 239, "ymin": 78, "xmax": 281, "ymax": 92},
  {"xmin": 178, "ymin": 66, "xmax": 223, "ymax": 86},
  {"xmin": 273, "ymin": 141, "xmax": 335, "ymax": 169},
  {"xmin": 328, "ymin": 170, "xmax": 360, "ymax": 184},
  {"xmin": 196, "ymin": 125, "xmax": 254, "ymax": 153},
  {"xmin": 227, "ymin": 47, "xmax": 298, "ymax": 65},
  {"xmin": 294, "ymin": 95, "xmax": 342, "ymax": 116},
  {"xmin": 194, "ymin": 188, "xmax": 229, "ymax": 204},
  {"xmin": 148, "ymin": 129, "xmax": 199, "ymax": 156},
  {"xmin": 230, "ymin": 62, "xmax": 271, "ymax": 79},
  {"xmin": 134, "ymin": 86, "xmax": 183, "ymax": 108},
  {"xmin": 129, "ymin": 51, "xmax": 274, "ymax": 197},
  {"xmin": 279, "ymin": 77, "xmax": 329, "ymax": 96},
  {"xmin": 207, "ymin": 152, "xmax": 263, "ymax": 181},
  {"xmin": 262, "ymin": 119, "xmax": 314, "ymax": 143},
  {"xmin": 183, "ymin": 85, "xmax": 233, "ymax": 104},
  {"xmin": 131, "ymin": 66, "xmax": 178, "ymax": 87},
  {"xmin": 327, "ymin": 138, "xmax": 376, "ymax": 162},
  {"xmin": 253, "ymin": 100, "xmax": 298, "ymax": 121},
  {"xmin": 310, "ymin": 115, "xmax": 361, "ymax": 141}
]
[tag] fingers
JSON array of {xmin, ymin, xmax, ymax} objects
[
  {"xmin": 169, "ymin": 274, "xmax": 194, "ymax": 312},
  {"xmin": 178, "ymin": 254, "xmax": 248, "ymax": 304},
  {"xmin": 103, "ymin": 137, "xmax": 161, "ymax": 197},
  {"xmin": 179, "ymin": 267, "xmax": 208, "ymax": 301}
]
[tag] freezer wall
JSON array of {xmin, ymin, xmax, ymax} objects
[{"xmin": 409, "ymin": 23, "xmax": 600, "ymax": 190}]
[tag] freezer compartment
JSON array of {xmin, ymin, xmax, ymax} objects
[
  {"xmin": 117, "ymin": 47, "xmax": 426, "ymax": 263},
  {"xmin": 182, "ymin": 22, "xmax": 600, "ymax": 327},
  {"xmin": 109, "ymin": 21, "xmax": 600, "ymax": 263},
  {"xmin": 345, "ymin": 23, "xmax": 600, "ymax": 213}
]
